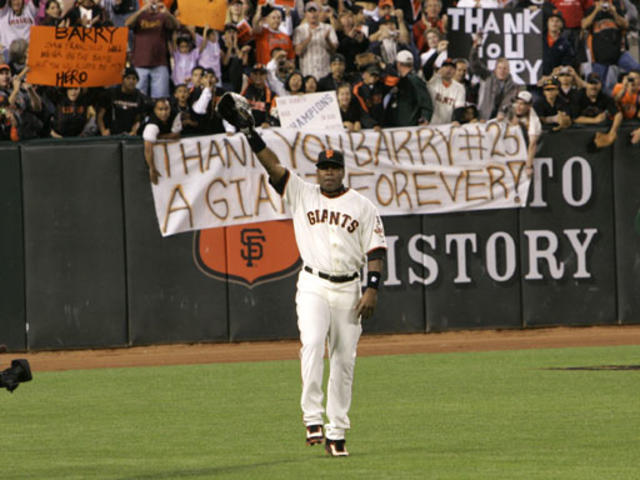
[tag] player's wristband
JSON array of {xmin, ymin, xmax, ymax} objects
[
  {"xmin": 367, "ymin": 271, "xmax": 381, "ymax": 290},
  {"xmin": 244, "ymin": 127, "xmax": 266, "ymax": 153}
]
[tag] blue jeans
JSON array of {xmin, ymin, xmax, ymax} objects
[
  {"xmin": 592, "ymin": 52, "xmax": 640, "ymax": 94},
  {"xmin": 135, "ymin": 66, "xmax": 170, "ymax": 99}
]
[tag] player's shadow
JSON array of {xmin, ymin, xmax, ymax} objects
[{"xmin": 116, "ymin": 459, "xmax": 298, "ymax": 480}]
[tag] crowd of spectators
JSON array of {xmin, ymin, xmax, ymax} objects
[{"xmin": 2, "ymin": 0, "xmax": 640, "ymax": 167}]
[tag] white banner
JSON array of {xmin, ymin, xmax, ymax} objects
[
  {"xmin": 276, "ymin": 91, "xmax": 344, "ymax": 131},
  {"xmin": 151, "ymin": 123, "xmax": 531, "ymax": 236}
]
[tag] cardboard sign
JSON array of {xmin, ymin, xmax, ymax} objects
[
  {"xmin": 446, "ymin": 8, "xmax": 543, "ymax": 85},
  {"xmin": 178, "ymin": 0, "xmax": 227, "ymax": 30},
  {"xmin": 276, "ymin": 91, "xmax": 344, "ymax": 132},
  {"xmin": 258, "ymin": 0, "xmax": 295, "ymax": 9},
  {"xmin": 27, "ymin": 26, "xmax": 128, "ymax": 87}
]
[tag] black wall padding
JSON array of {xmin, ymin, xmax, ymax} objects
[
  {"xmin": 424, "ymin": 210, "xmax": 522, "ymax": 331},
  {"xmin": 520, "ymin": 128, "xmax": 616, "ymax": 327},
  {"xmin": 21, "ymin": 143, "xmax": 128, "ymax": 349},
  {"xmin": 121, "ymin": 143, "xmax": 229, "ymax": 345},
  {"xmin": 0, "ymin": 145, "xmax": 26, "ymax": 350},
  {"xmin": 613, "ymin": 126, "xmax": 640, "ymax": 325}
]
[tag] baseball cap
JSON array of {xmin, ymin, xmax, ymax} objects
[
  {"xmin": 586, "ymin": 72, "xmax": 602, "ymax": 84},
  {"xmin": 305, "ymin": 1, "xmax": 319, "ymax": 11},
  {"xmin": 440, "ymin": 58, "xmax": 456, "ymax": 69},
  {"xmin": 365, "ymin": 64, "xmax": 381, "ymax": 76},
  {"xmin": 378, "ymin": 0, "xmax": 393, "ymax": 7},
  {"xmin": 252, "ymin": 63, "xmax": 267, "ymax": 73},
  {"xmin": 548, "ymin": 8, "xmax": 564, "ymax": 24},
  {"xmin": 316, "ymin": 149, "xmax": 345, "ymax": 169},
  {"xmin": 123, "ymin": 66, "xmax": 139, "ymax": 80},
  {"xmin": 331, "ymin": 53, "xmax": 346, "ymax": 64},
  {"xmin": 379, "ymin": 13, "xmax": 397, "ymax": 25},
  {"xmin": 516, "ymin": 90, "xmax": 532, "ymax": 104},
  {"xmin": 0, "ymin": 64, "xmax": 9, "ymax": 72},
  {"xmin": 396, "ymin": 50, "xmax": 413, "ymax": 65},
  {"xmin": 542, "ymin": 77, "xmax": 559, "ymax": 90}
]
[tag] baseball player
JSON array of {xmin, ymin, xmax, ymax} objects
[{"xmin": 217, "ymin": 92, "xmax": 387, "ymax": 457}]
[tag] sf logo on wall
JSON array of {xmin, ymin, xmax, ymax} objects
[
  {"xmin": 240, "ymin": 228, "xmax": 266, "ymax": 267},
  {"xmin": 194, "ymin": 220, "xmax": 301, "ymax": 287}
]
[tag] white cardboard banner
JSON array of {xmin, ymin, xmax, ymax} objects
[
  {"xmin": 276, "ymin": 91, "xmax": 345, "ymax": 131},
  {"xmin": 151, "ymin": 123, "xmax": 531, "ymax": 236}
]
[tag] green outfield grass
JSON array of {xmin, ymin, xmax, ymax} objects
[{"xmin": 2, "ymin": 345, "xmax": 639, "ymax": 480}]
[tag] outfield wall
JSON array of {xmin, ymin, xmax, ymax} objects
[{"xmin": 1, "ymin": 127, "xmax": 639, "ymax": 352}]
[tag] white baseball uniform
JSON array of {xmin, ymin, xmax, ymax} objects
[
  {"xmin": 279, "ymin": 170, "xmax": 387, "ymax": 441},
  {"xmin": 427, "ymin": 74, "xmax": 466, "ymax": 125}
]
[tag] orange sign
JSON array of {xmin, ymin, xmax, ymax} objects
[
  {"xmin": 195, "ymin": 221, "xmax": 301, "ymax": 287},
  {"xmin": 27, "ymin": 26, "xmax": 128, "ymax": 87},
  {"xmin": 258, "ymin": 0, "xmax": 295, "ymax": 8},
  {"xmin": 178, "ymin": 0, "xmax": 227, "ymax": 30}
]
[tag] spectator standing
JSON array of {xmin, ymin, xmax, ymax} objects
[
  {"xmin": 554, "ymin": 65, "xmax": 584, "ymax": 104},
  {"xmin": 337, "ymin": 82, "xmax": 362, "ymax": 131},
  {"xmin": 38, "ymin": 0, "xmax": 68, "ymax": 25},
  {"xmin": 0, "ymin": 0, "xmax": 40, "ymax": 58},
  {"xmin": 240, "ymin": 63, "xmax": 278, "ymax": 127},
  {"xmin": 352, "ymin": 64, "xmax": 387, "ymax": 129},
  {"xmin": 171, "ymin": 31, "xmax": 200, "ymax": 88},
  {"xmin": 413, "ymin": 0, "xmax": 447, "ymax": 53},
  {"xmin": 143, "ymin": 98, "xmax": 181, "ymax": 184},
  {"xmin": 1, "ymin": 65, "xmax": 43, "ymax": 139},
  {"xmin": 294, "ymin": 1, "xmax": 338, "ymax": 81},
  {"xmin": 284, "ymin": 70, "xmax": 305, "ymax": 95},
  {"xmin": 612, "ymin": 70, "xmax": 640, "ymax": 119},
  {"xmin": 533, "ymin": 76, "xmax": 572, "ymax": 131},
  {"xmin": 49, "ymin": 87, "xmax": 94, "ymax": 138},
  {"xmin": 471, "ymin": 40, "xmax": 520, "ymax": 120},
  {"xmin": 172, "ymin": 83, "xmax": 199, "ymax": 135},
  {"xmin": 65, "ymin": 0, "xmax": 111, "ymax": 27},
  {"xmin": 318, "ymin": 53, "xmax": 347, "ymax": 92},
  {"xmin": 220, "ymin": 23, "xmax": 248, "ymax": 93},
  {"xmin": 266, "ymin": 47, "xmax": 293, "ymax": 97},
  {"xmin": 97, "ymin": 67, "xmax": 148, "ymax": 136},
  {"xmin": 508, "ymin": 91, "xmax": 541, "ymax": 177},
  {"xmin": 336, "ymin": 9, "xmax": 370, "ymax": 75},
  {"xmin": 197, "ymin": 24, "xmax": 222, "ymax": 82},
  {"xmin": 253, "ymin": 4, "xmax": 295, "ymax": 66},
  {"xmin": 125, "ymin": 0, "xmax": 180, "ymax": 98},
  {"xmin": 369, "ymin": 14, "xmax": 415, "ymax": 69},
  {"xmin": 427, "ymin": 59, "xmax": 465, "ymax": 125},
  {"xmin": 546, "ymin": 0, "xmax": 591, "ymax": 49},
  {"xmin": 304, "ymin": 75, "xmax": 319, "ymax": 93},
  {"xmin": 191, "ymin": 69, "xmax": 227, "ymax": 134},
  {"xmin": 572, "ymin": 72, "xmax": 622, "ymax": 148},
  {"xmin": 543, "ymin": 9, "xmax": 574, "ymax": 76},
  {"xmin": 384, "ymin": 50, "xmax": 433, "ymax": 127},
  {"xmin": 582, "ymin": 0, "xmax": 640, "ymax": 93}
]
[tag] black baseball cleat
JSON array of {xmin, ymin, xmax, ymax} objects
[
  {"xmin": 325, "ymin": 438, "xmax": 349, "ymax": 457},
  {"xmin": 305, "ymin": 425, "xmax": 324, "ymax": 446}
]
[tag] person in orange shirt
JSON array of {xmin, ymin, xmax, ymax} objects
[
  {"xmin": 612, "ymin": 70, "xmax": 640, "ymax": 119},
  {"xmin": 251, "ymin": 3, "xmax": 294, "ymax": 66}
]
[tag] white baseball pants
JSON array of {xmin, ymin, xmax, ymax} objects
[{"xmin": 296, "ymin": 269, "xmax": 362, "ymax": 441}]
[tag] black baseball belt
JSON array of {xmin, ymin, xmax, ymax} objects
[{"xmin": 303, "ymin": 266, "xmax": 359, "ymax": 283}]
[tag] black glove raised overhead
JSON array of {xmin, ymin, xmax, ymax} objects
[{"xmin": 216, "ymin": 92, "xmax": 255, "ymax": 132}]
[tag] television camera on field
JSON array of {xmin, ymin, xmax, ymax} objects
[{"xmin": 0, "ymin": 359, "xmax": 32, "ymax": 393}]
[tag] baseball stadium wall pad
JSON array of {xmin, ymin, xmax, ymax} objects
[{"xmin": 1, "ymin": 127, "xmax": 639, "ymax": 351}]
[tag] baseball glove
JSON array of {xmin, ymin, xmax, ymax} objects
[{"xmin": 216, "ymin": 92, "xmax": 255, "ymax": 131}]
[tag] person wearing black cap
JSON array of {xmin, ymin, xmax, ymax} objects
[
  {"xmin": 352, "ymin": 63, "xmax": 389, "ymax": 128},
  {"xmin": 239, "ymin": 63, "xmax": 278, "ymax": 127},
  {"xmin": 542, "ymin": 9, "xmax": 574, "ymax": 76},
  {"xmin": 97, "ymin": 66, "xmax": 148, "ymax": 136},
  {"xmin": 216, "ymin": 91, "xmax": 387, "ymax": 458},
  {"xmin": 572, "ymin": 72, "xmax": 622, "ymax": 148},
  {"xmin": 317, "ymin": 53, "xmax": 347, "ymax": 92},
  {"xmin": 533, "ymin": 76, "xmax": 572, "ymax": 131}
]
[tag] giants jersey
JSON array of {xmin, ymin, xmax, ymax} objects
[
  {"xmin": 282, "ymin": 171, "xmax": 387, "ymax": 275},
  {"xmin": 427, "ymin": 76, "xmax": 466, "ymax": 125}
]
